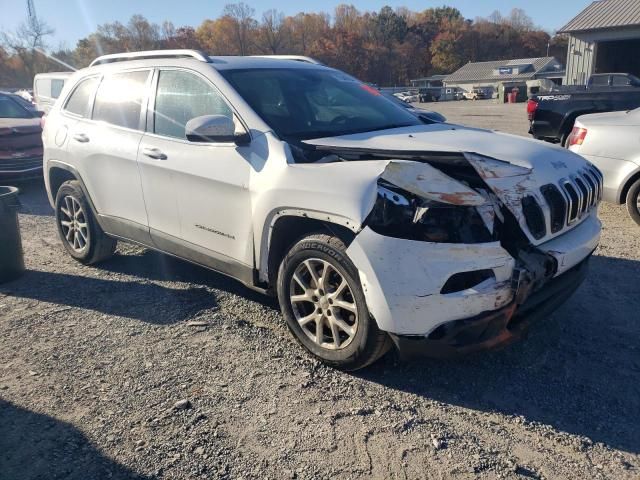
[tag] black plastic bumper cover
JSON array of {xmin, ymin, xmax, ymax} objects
[{"xmin": 389, "ymin": 256, "xmax": 590, "ymax": 358}]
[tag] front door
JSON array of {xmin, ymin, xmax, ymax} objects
[{"xmin": 137, "ymin": 68, "xmax": 254, "ymax": 278}]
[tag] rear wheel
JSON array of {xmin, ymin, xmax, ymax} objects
[
  {"xmin": 277, "ymin": 233, "xmax": 391, "ymax": 370},
  {"xmin": 625, "ymin": 178, "xmax": 640, "ymax": 226},
  {"xmin": 55, "ymin": 180, "xmax": 116, "ymax": 264}
]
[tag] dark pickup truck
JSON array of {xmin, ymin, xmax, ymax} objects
[{"xmin": 528, "ymin": 73, "xmax": 640, "ymax": 145}]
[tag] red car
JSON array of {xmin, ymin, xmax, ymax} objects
[{"xmin": 0, "ymin": 92, "xmax": 44, "ymax": 180}]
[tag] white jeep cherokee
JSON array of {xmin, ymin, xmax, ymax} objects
[{"xmin": 43, "ymin": 50, "xmax": 602, "ymax": 370}]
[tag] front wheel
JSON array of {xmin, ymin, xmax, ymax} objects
[
  {"xmin": 277, "ymin": 233, "xmax": 391, "ymax": 370},
  {"xmin": 626, "ymin": 178, "xmax": 640, "ymax": 227}
]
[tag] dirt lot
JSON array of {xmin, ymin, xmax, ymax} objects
[{"xmin": 1, "ymin": 101, "xmax": 639, "ymax": 479}]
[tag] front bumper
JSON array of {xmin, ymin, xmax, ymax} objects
[
  {"xmin": 345, "ymin": 213, "xmax": 600, "ymax": 340},
  {"xmin": 0, "ymin": 155, "xmax": 43, "ymax": 180},
  {"xmin": 389, "ymin": 257, "xmax": 589, "ymax": 358}
]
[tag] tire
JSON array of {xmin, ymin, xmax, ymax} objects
[
  {"xmin": 277, "ymin": 233, "xmax": 391, "ymax": 370},
  {"xmin": 55, "ymin": 180, "xmax": 116, "ymax": 264},
  {"xmin": 625, "ymin": 178, "xmax": 640, "ymax": 227}
]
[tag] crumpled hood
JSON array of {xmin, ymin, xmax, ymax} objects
[
  {"xmin": 305, "ymin": 123, "xmax": 588, "ymax": 173},
  {"xmin": 304, "ymin": 123, "xmax": 598, "ymax": 245}
]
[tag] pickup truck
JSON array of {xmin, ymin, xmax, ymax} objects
[{"xmin": 528, "ymin": 73, "xmax": 640, "ymax": 145}]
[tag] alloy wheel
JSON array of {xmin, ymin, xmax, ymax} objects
[
  {"xmin": 59, "ymin": 195, "xmax": 89, "ymax": 253},
  {"xmin": 289, "ymin": 258, "xmax": 358, "ymax": 350}
]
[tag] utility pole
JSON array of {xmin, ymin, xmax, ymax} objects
[{"xmin": 26, "ymin": 0, "xmax": 38, "ymax": 30}]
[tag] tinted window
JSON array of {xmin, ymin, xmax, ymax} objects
[
  {"xmin": 93, "ymin": 70, "xmax": 149, "ymax": 130},
  {"xmin": 153, "ymin": 70, "xmax": 232, "ymax": 139},
  {"xmin": 0, "ymin": 95, "xmax": 31, "ymax": 119},
  {"xmin": 51, "ymin": 79, "xmax": 65, "ymax": 98},
  {"xmin": 612, "ymin": 75, "xmax": 632, "ymax": 87},
  {"xmin": 64, "ymin": 77, "xmax": 99, "ymax": 117},
  {"xmin": 221, "ymin": 68, "xmax": 419, "ymax": 141},
  {"xmin": 590, "ymin": 75, "xmax": 609, "ymax": 87}
]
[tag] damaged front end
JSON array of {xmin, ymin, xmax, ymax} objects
[{"xmin": 294, "ymin": 142, "xmax": 598, "ymax": 356}]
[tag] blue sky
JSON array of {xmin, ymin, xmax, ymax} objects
[{"xmin": 1, "ymin": 0, "xmax": 592, "ymax": 48}]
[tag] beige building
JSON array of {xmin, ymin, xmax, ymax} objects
[{"xmin": 560, "ymin": 0, "xmax": 640, "ymax": 85}]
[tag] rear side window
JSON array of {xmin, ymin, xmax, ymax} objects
[
  {"xmin": 93, "ymin": 70, "xmax": 150, "ymax": 130},
  {"xmin": 64, "ymin": 77, "xmax": 99, "ymax": 117},
  {"xmin": 612, "ymin": 75, "xmax": 632, "ymax": 87},
  {"xmin": 51, "ymin": 79, "xmax": 65, "ymax": 98},
  {"xmin": 35, "ymin": 78, "xmax": 50, "ymax": 97},
  {"xmin": 590, "ymin": 75, "xmax": 609, "ymax": 87},
  {"xmin": 153, "ymin": 70, "xmax": 232, "ymax": 139}
]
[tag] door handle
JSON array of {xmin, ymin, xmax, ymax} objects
[
  {"xmin": 142, "ymin": 147, "xmax": 167, "ymax": 160},
  {"xmin": 72, "ymin": 133, "xmax": 89, "ymax": 143}
]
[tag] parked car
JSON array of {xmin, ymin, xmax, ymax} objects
[
  {"xmin": 43, "ymin": 50, "xmax": 601, "ymax": 370},
  {"xmin": 393, "ymin": 91, "xmax": 419, "ymax": 103},
  {"xmin": 4, "ymin": 92, "xmax": 39, "ymax": 115},
  {"xmin": 381, "ymin": 92, "xmax": 446, "ymax": 123},
  {"xmin": 568, "ymin": 108, "xmax": 640, "ymax": 226},
  {"xmin": 452, "ymin": 90, "xmax": 465, "ymax": 101},
  {"xmin": 587, "ymin": 73, "xmax": 640, "ymax": 88},
  {"xmin": 33, "ymin": 72, "xmax": 72, "ymax": 114},
  {"xmin": 0, "ymin": 91, "xmax": 44, "ymax": 180},
  {"xmin": 418, "ymin": 88, "xmax": 440, "ymax": 103},
  {"xmin": 463, "ymin": 89, "xmax": 488, "ymax": 101},
  {"xmin": 528, "ymin": 73, "xmax": 640, "ymax": 145}
]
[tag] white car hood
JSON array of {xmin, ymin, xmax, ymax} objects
[
  {"xmin": 305, "ymin": 123, "xmax": 587, "ymax": 172},
  {"xmin": 304, "ymin": 124, "xmax": 596, "ymax": 245}
]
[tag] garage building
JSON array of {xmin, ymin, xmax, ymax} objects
[
  {"xmin": 442, "ymin": 57, "xmax": 565, "ymax": 98},
  {"xmin": 560, "ymin": 0, "xmax": 640, "ymax": 85}
]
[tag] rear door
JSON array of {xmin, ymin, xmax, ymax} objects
[
  {"xmin": 66, "ymin": 69, "xmax": 152, "ymax": 241},
  {"xmin": 137, "ymin": 68, "xmax": 254, "ymax": 277}
]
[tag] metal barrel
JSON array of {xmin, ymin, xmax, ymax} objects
[{"xmin": 0, "ymin": 186, "xmax": 25, "ymax": 283}]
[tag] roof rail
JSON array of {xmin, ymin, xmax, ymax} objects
[
  {"xmin": 89, "ymin": 49, "xmax": 210, "ymax": 67},
  {"xmin": 250, "ymin": 55, "xmax": 323, "ymax": 65}
]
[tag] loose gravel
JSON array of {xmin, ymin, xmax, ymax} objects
[{"xmin": 1, "ymin": 101, "xmax": 638, "ymax": 479}]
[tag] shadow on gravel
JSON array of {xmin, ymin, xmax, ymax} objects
[
  {"xmin": 98, "ymin": 248, "xmax": 278, "ymax": 310},
  {"xmin": 357, "ymin": 255, "xmax": 640, "ymax": 454},
  {"xmin": 0, "ymin": 399, "xmax": 153, "ymax": 480},
  {"xmin": 1, "ymin": 269, "xmax": 218, "ymax": 324},
  {"xmin": 13, "ymin": 178, "xmax": 53, "ymax": 217}
]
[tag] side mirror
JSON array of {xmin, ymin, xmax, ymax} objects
[{"xmin": 185, "ymin": 115, "xmax": 249, "ymax": 145}]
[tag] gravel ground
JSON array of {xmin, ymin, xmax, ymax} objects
[{"xmin": 1, "ymin": 101, "xmax": 639, "ymax": 479}]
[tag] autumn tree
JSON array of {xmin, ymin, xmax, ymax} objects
[
  {"xmin": 222, "ymin": 2, "xmax": 257, "ymax": 55},
  {"xmin": 255, "ymin": 10, "xmax": 289, "ymax": 54}
]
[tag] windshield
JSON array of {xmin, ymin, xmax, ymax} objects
[
  {"xmin": 220, "ymin": 68, "xmax": 420, "ymax": 141},
  {"xmin": 0, "ymin": 95, "xmax": 33, "ymax": 119}
]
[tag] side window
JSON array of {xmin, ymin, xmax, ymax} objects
[
  {"xmin": 590, "ymin": 75, "xmax": 608, "ymax": 87},
  {"xmin": 64, "ymin": 77, "xmax": 99, "ymax": 118},
  {"xmin": 93, "ymin": 70, "xmax": 150, "ymax": 130},
  {"xmin": 153, "ymin": 70, "xmax": 232, "ymax": 140},
  {"xmin": 612, "ymin": 75, "xmax": 631, "ymax": 87},
  {"xmin": 51, "ymin": 79, "xmax": 65, "ymax": 99},
  {"xmin": 35, "ymin": 79, "xmax": 50, "ymax": 98}
]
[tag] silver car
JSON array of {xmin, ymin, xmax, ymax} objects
[{"xmin": 569, "ymin": 108, "xmax": 640, "ymax": 225}]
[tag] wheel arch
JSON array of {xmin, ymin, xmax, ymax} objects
[
  {"xmin": 260, "ymin": 211, "xmax": 358, "ymax": 291},
  {"xmin": 620, "ymin": 168, "xmax": 640, "ymax": 204},
  {"xmin": 47, "ymin": 161, "xmax": 100, "ymax": 221}
]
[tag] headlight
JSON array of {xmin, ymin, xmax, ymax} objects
[{"xmin": 366, "ymin": 181, "xmax": 497, "ymax": 243}]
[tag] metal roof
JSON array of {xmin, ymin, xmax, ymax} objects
[
  {"xmin": 444, "ymin": 57, "xmax": 560, "ymax": 84},
  {"xmin": 559, "ymin": 0, "xmax": 640, "ymax": 33}
]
